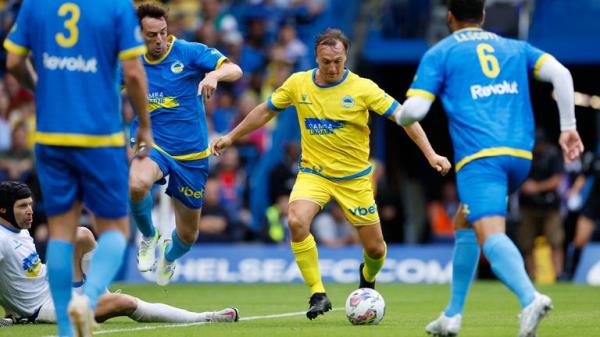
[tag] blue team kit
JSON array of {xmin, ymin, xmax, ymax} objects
[
  {"xmin": 5, "ymin": 0, "xmax": 146, "ymax": 218},
  {"xmin": 131, "ymin": 37, "xmax": 227, "ymax": 209},
  {"xmin": 409, "ymin": 28, "xmax": 550, "ymax": 222}
]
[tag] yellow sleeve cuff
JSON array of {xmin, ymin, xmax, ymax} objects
[
  {"xmin": 3, "ymin": 39, "xmax": 29, "ymax": 56},
  {"xmin": 406, "ymin": 88, "xmax": 435, "ymax": 100},
  {"xmin": 119, "ymin": 45, "xmax": 147, "ymax": 60},
  {"xmin": 215, "ymin": 56, "xmax": 228, "ymax": 70},
  {"xmin": 533, "ymin": 53, "xmax": 552, "ymax": 80}
]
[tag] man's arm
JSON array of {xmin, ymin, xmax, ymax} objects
[
  {"xmin": 393, "ymin": 106, "xmax": 451, "ymax": 175},
  {"xmin": 394, "ymin": 95, "xmax": 433, "ymax": 126},
  {"xmin": 211, "ymin": 102, "xmax": 276, "ymax": 156},
  {"xmin": 121, "ymin": 57, "xmax": 153, "ymax": 157},
  {"xmin": 198, "ymin": 61, "xmax": 243, "ymax": 99},
  {"xmin": 536, "ymin": 57, "xmax": 584, "ymax": 161},
  {"xmin": 5, "ymin": 52, "xmax": 36, "ymax": 92}
]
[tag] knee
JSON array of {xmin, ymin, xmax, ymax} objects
[
  {"xmin": 287, "ymin": 210, "xmax": 309, "ymax": 234},
  {"xmin": 178, "ymin": 229, "xmax": 199, "ymax": 245},
  {"xmin": 129, "ymin": 176, "xmax": 151, "ymax": 200},
  {"xmin": 75, "ymin": 227, "xmax": 96, "ymax": 253},
  {"xmin": 365, "ymin": 240, "xmax": 386, "ymax": 259}
]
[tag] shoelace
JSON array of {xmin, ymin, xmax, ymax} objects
[{"xmin": 139, "ymin": 237, "xmax": 155, "ymax": 255}]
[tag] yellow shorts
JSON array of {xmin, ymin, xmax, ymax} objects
[{"xmin": 289, "ymin": 172, "xmax": 380, "ymax": 226}]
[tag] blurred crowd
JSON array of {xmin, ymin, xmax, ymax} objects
[{"xmin": 0, "ymin": 0, "xmax": 598, "ymax": 282}]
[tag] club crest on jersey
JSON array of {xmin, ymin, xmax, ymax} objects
[
  {"xmin": 171, "ymin": 61, "xmax": 184, "ymax": 74},
  {"xmin": 341, "ymin": 95, "xmax": 355, "ymax": 109},
  {"xmin": 22, "ymin": 252, "xmax": 41, "ymax": 278}
]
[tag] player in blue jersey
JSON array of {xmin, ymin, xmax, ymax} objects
[
  {"xmin": 128, "ymin": 2, "xmax": 242, "ymax": 286},
  {"xmin": 3, "ymin": 1, "xmax": 153, "ymax": 336},
  {"xmin": 396, "ymin": 1, "xmax": 584, "ymax": 336}
]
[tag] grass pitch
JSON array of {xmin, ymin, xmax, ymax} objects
[{"xmin": 1, "ymin": 282, "xmax": 599, "ymax": 337}]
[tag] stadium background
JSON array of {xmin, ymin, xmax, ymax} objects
[{"xmin": 0, "ymin": 0, "xmax": 599, "ymax": 286}]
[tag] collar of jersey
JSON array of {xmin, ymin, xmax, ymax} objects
[
  {"xmin": 144, "ymin": 35, "xmax": 176, "ymax": 65},
  {"xmin": 0, "ymin": 222, "xmax": 20, "ymax": 234},
  {"xmin": 312, "ymin": 68, "xmax": 349, "ymax": 88},
  {"xmin": 453, "ymin": 27, "xmax": 483, "ymax": 34}
]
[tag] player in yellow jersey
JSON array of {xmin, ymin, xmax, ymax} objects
[{"xmin": 211, "ymin": 28, "xmax": 451, "ymax": 320}]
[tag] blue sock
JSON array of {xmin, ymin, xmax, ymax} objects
[
  {"xmin": 483, "ymin": 233, "xmax": 536, "ymax": 308},
  {"xmin": 130, "ymin": 193, "xmax": 155, "ymax": 237},
  {"xmin": 83, "ymin": 230, "xmax": 126, "ymax": 309},
  {"xmin": 444, "ymin": 229, "xmax": 480, "ymax": 317},
  {"xmin": 47, "ymin": 240, "xmax": 74, "ymax": 337},
  {"xmin": 165, "ymin": 230, "xmax": 193, "ymax": 262}
]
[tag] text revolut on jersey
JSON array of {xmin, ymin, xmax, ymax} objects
[
  {"xmin": 470, "ymin": 80, "xmax": 518, "ymax": 100},
  {"xmin": 42, "ymin": 53, "xmax": 97, "ymax": 73}
]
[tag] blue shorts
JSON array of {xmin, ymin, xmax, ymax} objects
[
  {"xmin": 35, "ymin": 144, "xmax": 129, "ymax": 219},
  {"xmin": 148, "ymin": 148, "xmax": 208, "ymax": 209},
  {"xmin": 456, "ymin": 155, "xmax": 531, "ymax": 223}
]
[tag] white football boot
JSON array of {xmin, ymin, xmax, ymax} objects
[
  {"xmin": 156, "ymin": 239, "xmax": 176, "ymax": 286},
  {"xmin": 68, "ymin": 294, "xmax": 98, "ymax": 337},
  {"xmin": 518, "ymin": 293, "xmax": 553, "ymax": 337},
  {"xmin": 137, "ymin": 230, "xmax": 159, "ymax": 272},
  {"xmin": 210, "ymin": 308, "xmax": 240, "ymax": 322},
  {"xmin": 425, "ymin": 312, "xmax": 462, "ymax": 337}
]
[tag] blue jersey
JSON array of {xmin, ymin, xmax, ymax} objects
[
  {"xmin": 408, "ymin": 28, "xmax": 550, "ymax": 171},
  {"xmin": 131, "ymin": 36, "xmax": 227, "ymax": 159},
  {"xmin": 4, "ymin": 0, "xmax": 146, "ymax": 147}
]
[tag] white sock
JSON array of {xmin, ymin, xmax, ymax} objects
[{"xmin": 130, "ymin": 299, "xmax": 212, "ymax": 323}]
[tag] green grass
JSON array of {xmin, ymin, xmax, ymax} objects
[{"xmin": 1, "ymin": 282, "xmax": 599, "ymax": 337}]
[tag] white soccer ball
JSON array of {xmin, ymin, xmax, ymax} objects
[{"xmin": 345, "ymin": 288, "xmax": 385, "ymax": 325}]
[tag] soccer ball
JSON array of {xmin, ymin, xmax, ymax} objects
[{"xmin": 345, "ymin": 288, "xmax": 385, "ymax": 325}]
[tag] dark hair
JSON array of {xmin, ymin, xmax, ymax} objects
[
  {"xmin": 448, "ymin": 0, "xmax": 485, "ymax": 22},
  {"xmin": 137, "ymin": 2, "xmax": 168, "ymax": 23},
  {"xmin": 314, "ymin": 28, "xmax": 350, "ymax": 55}
]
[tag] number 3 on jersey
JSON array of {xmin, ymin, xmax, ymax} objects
[
  {"xmin": 476, "ymin": 43, "xmax": 500, "ymax": 78},
  {"xmin": 55, "ymin": 3, "xmax": 80, "ymax": 48}
]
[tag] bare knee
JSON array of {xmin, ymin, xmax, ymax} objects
[
  {"xmin": 178, "ymin": 229, "xmax": 199, "ymax": 245},
  {"xmin": 75, "ymin": 227, "xmax": 96, "ymax": 253},
  {"xmin": 95, "ymin": 294, "xmax": 137, "ymax": 322},
  {"xmin": 129, "ymin": 176, "xmax": 152, "ymax": 201},
  {"xmin": 364, "ymin": 240, "xmax": 386, "ymax": 259},
  {"xmin": 287, "ymin": 209, "xmax": 310, "ymax": 238}
]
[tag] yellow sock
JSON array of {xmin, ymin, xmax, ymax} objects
[
  {"xmin": 291, "ymin": 234, "xmax": 325, "ymax": 294},
  {"xmin": 362, "ymin": 243, "xmax": 387, "ymax": 282}
]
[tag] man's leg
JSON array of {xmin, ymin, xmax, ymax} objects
[
  {"xmin": 94, "ymin": 293, "xmax": 238, "ymax": 323},
  {"xmin": 288, "ymin": 200, "xmax": 328, "ymax": 319},
  {"xmin": 444, "ymin": 205, "xmax": 479, "ymax": 317},
  {"xmin": 47, "ymin": 203, "xmax": 82, "ymax": 337},
  {"xmin": 72, "ymin": 227, "xmax": 96, "ymax": 287},
  {"xmin": 129, "ymin": 157, "xmax": 164, "ymax": 271},
  {"xmin": 426, "ymin": 204, "xmax": 476, "ymax": 336},
  {"xmin": 156, "ymin": 198, "xmax": 200, "ymax": 286},
  {"xmin": 81, "ymin": 217, "xmax": 129, "ymax": 310},
  {"xmin": 355, "ymin": 223, "xmax": 386, "ymax": 289}
]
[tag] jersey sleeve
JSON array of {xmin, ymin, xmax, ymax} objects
[
  {"xmin": 406, "ymin": 47, "xmax": 444, "ymax": 100},
  {"xmin": 524, "ymin": 42, "xmax": 552, "ymax": 80},
  {"xmin": 267, "ymin": 74, "xmax": 297, "ymax": 112},
  {"xmin": 116, "ymin": 0, "xmax": 146, "ymax": 60},
  {"xmin": 3, "ymin": 0, "xmax": 32, "ymax": 55},
  {"xmin": 187, "ymin": 43, "xmax": 228, "ymax": 71},
  {"xmin": 363, "ymin": 79, "xmax": 399, "ymax": 118}
]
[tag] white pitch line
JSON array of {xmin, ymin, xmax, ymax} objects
[{"xmin": 43, "ymin": 307, "xmax": 344, "ymax": 337}]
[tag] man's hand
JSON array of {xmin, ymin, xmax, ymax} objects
[
  {"xmin": 210, "ymin": 135, "xmax": 233, "ymax": 157},
  {"xmin": 429, "ymin": 154, "xmax": 452, "ymax": 176},
  {"xmin": 559, "ymin": 129, "xmax": 584, "ymax": 162},
  {"xmin": 198, "ymin": 72, "xmax": 218, "ymax": 100},
  {"xmin": 135, "ymin": 125, "xmax": 154, "ymax": 158}
]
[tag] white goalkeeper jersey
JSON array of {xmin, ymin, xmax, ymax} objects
[{"xmin": 0, "ymin": 224, "xmax": 51, "ymax": 318}]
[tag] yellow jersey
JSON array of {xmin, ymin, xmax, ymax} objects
[{"xmin": 268, "ymin": 69, "xmax": 398, "ymax": 180}]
